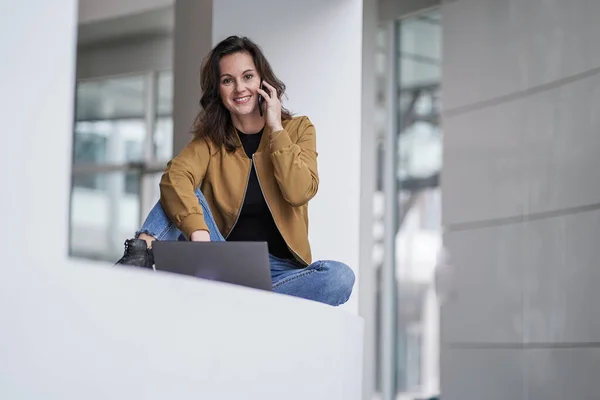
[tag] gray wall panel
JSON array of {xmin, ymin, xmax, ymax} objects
[
  {"xmin": 443, "ymin": 225, "xmax": 525, "ymax": 344},
  {"xmin": 526, "ymin": 348, "xmax": 600, "ymax": 400},
  {"xmin": 441, "ymin": 348, "xmax": 526, "ymax": 400},
  {"xmin": 523, "ymin": 210, "xmax": 600, "ymax": 344},
  {"xmin": 443, "ymin": 72, "xmax": 600, "ymax": 226},
  {"xmin": 443, "ymin": 0, "xmax": 600, "ymax": 110}
]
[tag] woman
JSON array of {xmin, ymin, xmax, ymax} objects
[{"xmin": 117, "ymin": 36, "xmax": 354, "ymax": 307}]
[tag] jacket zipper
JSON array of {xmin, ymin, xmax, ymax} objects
[
  {"xmin": 252, "ymin": 154, "xmax": 309, "ymax": 266},
  {"xmin": 224, "ymin": 159, "xmax": 252, "ymax": 239}
]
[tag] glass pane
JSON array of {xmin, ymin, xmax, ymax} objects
[
  {"xmin": 76, "ymin": 75, "xmax": 145, "ymax": 121},
  {"xmin": 70, "ymin": 72, "xmax": 175, "ymax": 263},
  {"xmin": 374, "ymin": 14, "xmax": 443, "ymax": 397},
  {"xmin": 74, "ymin": 119, "xmax": 146, "ymax": 164},
  {"xmin": 400, "ymin": 17, "xmax": 442, "ymax": 60},
  {"xmin": 156, "ymin": 71, "xmax": 173, "ymax": 116},
  {"xmin": 154, "ymin": 71, "xmax": 174, "ymax": 161},
  {"xmin": 373, "ymin": 24, "xmax": 390, "ymax": 394},
  {"xmin": 399, "ymin": 16, "xmax": 442, "ymax": 87},
  {"xmin": 154, "ymin": 117, "xmax": 173, "ymax": 161},
  {"xmin": 394, "ymin": 8, "xmax": 442, "ymax": 399},
  {"xmin": 70, "ymin": 171, "xmax": 141, "ymax": 261},
  {"xmin": 400, "ymin": 58, "xmax": 440, "ymax": 86}
]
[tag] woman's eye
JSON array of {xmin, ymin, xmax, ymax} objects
[
  {"xmin": 222, "ymin": 78, "xmax": 232, "ymax": 84},
  {"xmin": 244, "ymin": 74, "xmax": 254, "ymax": 80}
]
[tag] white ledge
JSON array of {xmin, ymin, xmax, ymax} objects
[{"xmin": 0, "ymin": 259, "xmax": 364, "ymax": 400}]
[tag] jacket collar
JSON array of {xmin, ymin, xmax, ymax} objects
[
  {"xmin": 257, "ymin": 124, "xmax": 272, "ymax": 154},
  {"xmin": 233, "ymin": 123, "xmax": 272, "ymax": 156}
]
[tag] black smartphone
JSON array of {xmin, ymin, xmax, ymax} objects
[{"xmin": 258, "ymin": 82, "xmax": 265, "ymax": 117}]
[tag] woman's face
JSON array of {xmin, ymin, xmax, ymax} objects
[{"xmin": 219, "ymin": 51, "xmax": 261, "ymax": 117}]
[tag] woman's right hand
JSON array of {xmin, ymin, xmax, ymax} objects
[{"xmin": 190, "ymin": 230, "xmax": 210, "ymax": 242}]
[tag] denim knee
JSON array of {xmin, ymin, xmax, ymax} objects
[{"xmin": 317, "ymin": 260, "xmax": 355, "ymax": 305}]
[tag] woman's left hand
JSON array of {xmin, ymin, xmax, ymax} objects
[{"xmin": 257, "ymin": 81, "xmax": 283, "ymax": 132}]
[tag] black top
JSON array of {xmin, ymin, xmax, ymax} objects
[{"xmin": 226, "ymin": 129, "xmax": 294, "ymax": 260}]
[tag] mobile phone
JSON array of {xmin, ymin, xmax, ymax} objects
[{"xmin": 258, "ymin": 82, "xmax": 265, "ymax": 117}]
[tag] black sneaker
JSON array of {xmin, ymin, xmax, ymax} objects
[{"xmin": 115, "ymin": 238, "xmax": 154, "ymax": 268}]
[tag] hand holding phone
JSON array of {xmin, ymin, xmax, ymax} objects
[{"xmin": 257, "ymin": 81, "xmax": 283, "ymax": 132}]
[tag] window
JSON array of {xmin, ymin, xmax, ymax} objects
[
  {"xmin": 70, "ymin": 71, "xmax": 173, "ymax": 261},
  {"xmin": 374, "ymin": 8, "xmax": 442, "ymax": 400}
]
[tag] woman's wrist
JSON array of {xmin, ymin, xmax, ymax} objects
[
  {"xmin": 269, "ymin": 127, "xmax": 284, "ymax": 142},
  {"xmin": 269, "ymin": 124, "xmax": 283, "ymax": 133}
]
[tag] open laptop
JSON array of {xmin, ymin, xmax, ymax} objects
[{"xmin": 151, "ymin": 241, "xmax": 272, "ymax": 291}]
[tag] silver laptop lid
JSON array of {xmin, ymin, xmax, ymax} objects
[{"xmin": 152, "ymin": 241, "xmax": 272, "ymax": 291}]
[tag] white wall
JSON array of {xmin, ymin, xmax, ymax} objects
[
  {"xmin": 0, "ymin": 0, "xmax": 77, "ymax": 265},
  {"xmin": 1, "ymin": 259, "xmax": 364, "ymax": 400},
  {"xmin": 211, "ymin": 0, "xmax": 364, "ymax": 313}
]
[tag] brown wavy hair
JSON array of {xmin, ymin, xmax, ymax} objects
[{"xmin": 192, "ymin": 36, "xmax": 292, "ymax": 152}]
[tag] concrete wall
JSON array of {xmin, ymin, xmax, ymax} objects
[
  {"xmin": 440, "ymin": 0, "xmax": 600, "ymax": 398},
  {"xmin": 171, "ymin": 0, "xmax": 211, "ymax": 154}
]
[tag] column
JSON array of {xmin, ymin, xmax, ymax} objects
[{"xmin": 0, "ymin": 0, "xmax": 78, "ymax": 266}]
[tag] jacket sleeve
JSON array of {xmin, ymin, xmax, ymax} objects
[
  {"xmin": 159, "ymin": 138, "xmax": 211, "ymax": 238},
  {"xmin": 269, "ymin": 116, "xmax": 319, "ymax": 206}
]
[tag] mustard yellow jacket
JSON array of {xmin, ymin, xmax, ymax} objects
[{"xmin": 159, "ymin": 116, "xmax": 318, "ymax": 265}]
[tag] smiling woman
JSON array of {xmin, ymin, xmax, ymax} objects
[
  {"xmin": 115, "ymin": 35, "xmax": 356, "ymax": 307},
  {"xmin": 193, "ymin": 37, "xmax": 293, "ymax": 152},
  {"xmin": 219, "ymin": 57, "xmax": 261, "ymax": 112}
]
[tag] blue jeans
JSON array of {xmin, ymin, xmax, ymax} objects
[{"xmin": 138, "ymin": 189, "xmax": 355, "ymax": 306}]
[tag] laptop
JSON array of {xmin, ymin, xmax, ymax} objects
[{"xmin": 152, "ymin": 241, "xmax": 272, "ymax": 291}]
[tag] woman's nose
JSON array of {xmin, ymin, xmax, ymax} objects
[{"xmin": 234, "ymin": 79, "xmax": 248, "ymax": 92}]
